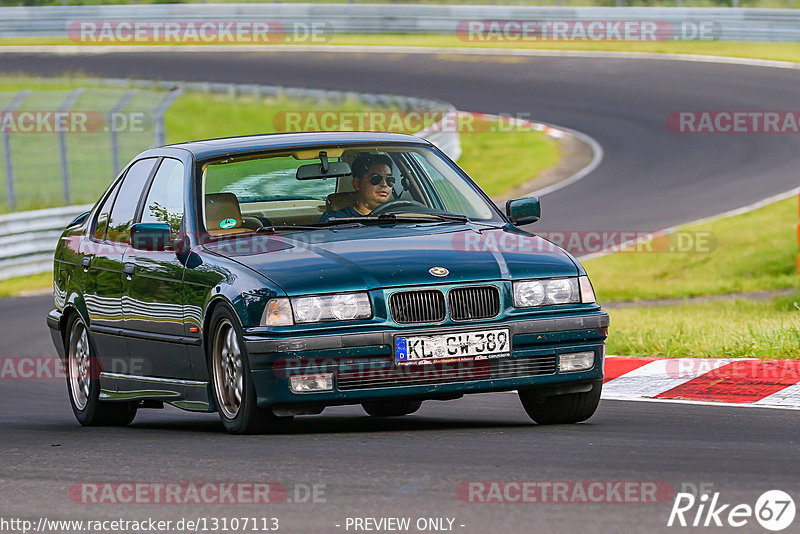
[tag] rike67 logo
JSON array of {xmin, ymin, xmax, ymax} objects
[{"xmin": 668, "ymin": 489, "xmax": 795, "ymax": 531}]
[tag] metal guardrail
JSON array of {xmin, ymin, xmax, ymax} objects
[
  {"xmin": 0, "ymin": 203, "xmax": 92, "ymax": 280},
  {"xmin": 0, "ymin": 78, "xmax": 460, "ymax": 281},
  {"xmin": 1, "ymin": 5, "xmax": 800, "ymax": 41}
]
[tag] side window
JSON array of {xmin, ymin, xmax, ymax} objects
[
  {"xmin": 141, "ymin": 158, "xmax": 185, "ymax": 235},
  {"xmin": 93, "ymin": 179, "xmax": 123, "ymax": 240},
  {"xmin": 106, "ymin": 158, "xmax": 158, "ymax": 244}
]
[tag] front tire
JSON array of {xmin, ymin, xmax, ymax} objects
[
  {"xmin": 518, "ymin": 382, "xmax": 602, "ymax": 425},
  {"xmin": 362, "ymin": 400, "xmax": 423, "ymax": 417},
  {"xmin": 208, "ymin": 306, "xmax": 292, "ymax": 434},
  {"xmin": 65, "ymin": 315, "xmax": 136, "ymax": 426}
]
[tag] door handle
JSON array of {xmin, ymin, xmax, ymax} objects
[
  {"xmin": 123, "ymin": 263, "xmax": 135, "ymax": 279},
  {"xmin": 81, "ymin": 256, "xmax": 91, "ymax": 271}
]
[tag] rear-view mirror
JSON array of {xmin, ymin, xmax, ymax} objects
[
  {"xmin": 296, "ymin": 150, "xmax": 352, "ymax": 180},
  {"xmin": 296, "ymin": 161, "xmax": 352, "ymax": 180}
]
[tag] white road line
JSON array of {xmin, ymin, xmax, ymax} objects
[
  {"xmin": 529, "ymin": 123, "xmax": 604, "ymax": 198},
  {"xmin": 754, "ymin": 382, "xmax": 800, "ymax": 407},
  {"xmin": 601, "ymin": 394, "xmax": 800, "ymax": 411}
]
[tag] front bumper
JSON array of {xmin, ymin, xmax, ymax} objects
[{"xmin": 244, "ymin": 312, "xmax": 609, "ymax": 409}]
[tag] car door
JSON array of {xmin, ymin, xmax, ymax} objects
[
  {"xmin": 121, "ymin": 157, "xmax": 194, "ymax": 380},
  {"xmin": 82, "ymin": 157, "xmax": 158, "ymax": 376}
]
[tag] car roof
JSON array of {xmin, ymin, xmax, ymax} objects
[{"xmin": 167, "ymin": 131, "xmax": 432, "ymax": 160}]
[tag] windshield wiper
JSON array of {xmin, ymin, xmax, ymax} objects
[
  {"xmin": 401, "ymin": 212, "xmax": 470, "ymax": 223},
  {"xmin": 256, "ymin": 225, "xmax": 326, "ymax": 234},
  {"xmin": 320, "ymin": 212, "xmax": 469, "ymax": 226}
]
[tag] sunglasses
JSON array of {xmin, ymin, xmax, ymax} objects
[{"xmin": 368, "ymin": 173, "xmax": 396, "ymax": 187}]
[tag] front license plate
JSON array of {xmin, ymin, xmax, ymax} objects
[{"xmin": 395, "ymin": 328, "xmax": 510, "ymax": 365}]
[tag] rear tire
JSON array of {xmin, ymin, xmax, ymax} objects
[
  {"xmin": 65, "ymin": 315, "xmax": 137, "ymax": 426},
  {"xmin": 518, "ymin": 382, "xmax": 601, "ymax": 425},
  {"xmin": 362, "ymin": 400, "xmax": 423, "ymax": 417},
  {"xmin": 208, "ymin": 306, "xmax": 292, "ymax": 435}
]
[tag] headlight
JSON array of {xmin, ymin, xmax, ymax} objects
[
  {"xmin": 262, "ymin": 298, "xmax": 294, "ymax": 326},
  {"xmin": 513, "ymin": 279, "xmax": 546, "ymax": 307},
  {"xmin": 291, "ymin": 292, "xmax": 372, "ymax": 324},
  {"xmin": 514, "ymin": 277, "xmax": 593, "ymax": 307},
  {"xmin": 293, "ymin": 296, "xmax": 323, "ymax": 323},
  {"xmin": 545, "ymin": 278, "xmax": 576, "ymax": 304}
]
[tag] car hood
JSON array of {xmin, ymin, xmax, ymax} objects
[{"xmin": 203, "ymin": 224, "xmax": 579, "ymax": 296}]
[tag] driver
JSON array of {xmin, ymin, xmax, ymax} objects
[{"xmin": 320, "ymin": 154, "xmax": 395, "ymax": 223}]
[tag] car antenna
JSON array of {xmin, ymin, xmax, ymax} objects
[{"xmin": 319, "ymin": 151, "xmax": 329, "ymax": 174}]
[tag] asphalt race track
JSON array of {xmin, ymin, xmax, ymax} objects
[{"xmin": 2, "ymin": 50, "xmax": 800, "ymax": 532}]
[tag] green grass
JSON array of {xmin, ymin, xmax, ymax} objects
[
  {"xmin": 607, "ymin": 293, "xmax": 800, "ymax": 359},
  {"xmin": 584, "ymin": 196, "xmax": 800, "ymax": 302},
  {"xmin": 0, "ymin": 76, "xmax": 167, "ymax": 211},
  {"xmin": 0, "ymin": 272, "xmax": 53, "ymax": 298},
  {"xmin": 585, "ymin": 192, "xmax": 800, "ymax": 359},
  {"xmin": 439, "ymin": 116, "xmax": 559, "ymax": 197},
  {"xmin": 165, "ymin": 93, "xmax": 405, "ymax": 143}
]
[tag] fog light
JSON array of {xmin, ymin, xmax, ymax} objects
[
  {"xmin": 289, "ymin": 373, "xmax": 333, "ymax": 393},
  {"xmin": 559, "ymin": 352, "xmax": 595, "ymax": 373}
]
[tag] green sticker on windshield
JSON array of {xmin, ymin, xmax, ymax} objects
[{"xmin": 219, "ymin": 218, "xmax": 237, "ymax": 229}]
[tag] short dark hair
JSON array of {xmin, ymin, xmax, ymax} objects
[{"xmin": 351, "ymin": 154, "xmax": 393, "ymax": 178}]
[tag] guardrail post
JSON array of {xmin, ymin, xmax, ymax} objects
[
  {"xmin": 109, "ymin": 90, "xmax": 136, "ymax": 174},
  {"xmin": 2, "ymin": 90, "xmax": 31, "ymax": 211},
  {"xmin": 57, "ymin": 88, "xmax": 85, "ymax": 205},
  {"xmin": 153, "ymin": 87, "xmax": 183, "ymax": 147}
]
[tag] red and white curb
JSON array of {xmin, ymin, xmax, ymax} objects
[{"xmin": 603, "ymin": 356, "xmax": 800, "ymax": 409}]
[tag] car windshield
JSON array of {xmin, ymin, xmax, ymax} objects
[{"xmin": 200, "ymin": 144, "xmax": 501, "ymax": 235}]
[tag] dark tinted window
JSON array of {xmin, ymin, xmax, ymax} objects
[
  {"xmin": 141, "ymin": 158, "xmax": 185, "ymax": 234},
  {"xmin": 93, "ymin": 179, "xmax": 123, "ymax": 240},
  {"xmin": 106, "ymin": 158, "xmax": 157, "ymax": 244}
]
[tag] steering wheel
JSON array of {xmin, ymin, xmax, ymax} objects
[{"xmin": 369, "ymin": 199, "xmax": 428, "ymax": 216}]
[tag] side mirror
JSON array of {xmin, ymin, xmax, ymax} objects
[
  {"xmin": 173, "ymin": 233, "xmax": 193, "ymax": 265},
  {"xmin": 505, "ymin": 196, "xmax": 541, "ymax": 226},
  {"xmin": 130, "ymin": 223, "xmax": 171, "ymax": 251}
]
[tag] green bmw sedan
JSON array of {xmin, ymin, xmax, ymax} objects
[{"xmin": 47, "ymin": 131, "xmax": 608, "ymax": 434}]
